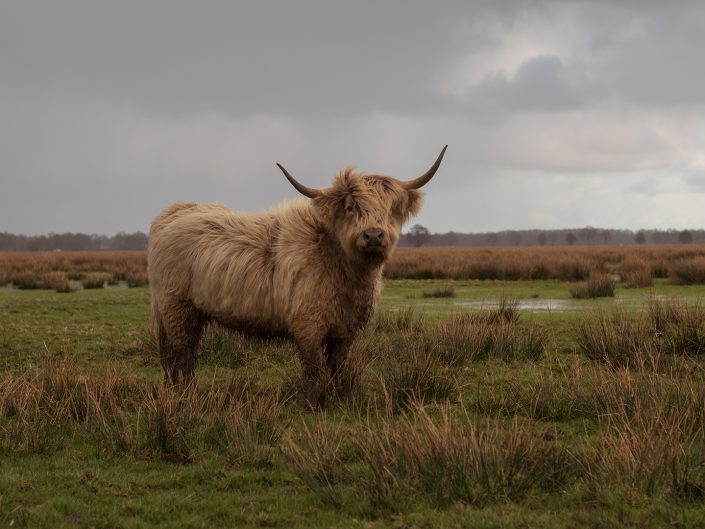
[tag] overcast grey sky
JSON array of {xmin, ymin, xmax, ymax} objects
[{"xmin": 2, "ymin": 0, "xmax": 705, "ymax": 235}]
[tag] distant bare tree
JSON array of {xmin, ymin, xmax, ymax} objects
[
  {"xmin": 635, "ymin": 231, "xmax": 646, "ymax": 244},
  {"xmin": 537, "ymin": 232, "xmax": 547, "ymax": 246},
  {"xmin": 408, "ymin": 224, "xmax": 431, "ymax": 248},
  {"xmin": 566, "ymin": 232, "xmax": 577, "ymax": 246},
  {"xmin": 601, "ymin": 230, "xmax": 612, "ymax": 244},
  {"xmin": 510, "ymin": 232, "xmax": 523, "ymax": 246},
  {"xmin": 484, "ymin": 233, "xmax": 498, "ymax": 246},
  {"xmin": 678, "ymin": 230, "xmax": 694, "ymax": 244},
  {"xmin": 584, "ymin": 226, "xmax": 597, "ymax": 245}
]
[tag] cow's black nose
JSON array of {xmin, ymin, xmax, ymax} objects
[{"xmin": 363, "ymin": 229, "xmax": 384, "ymax": 246}]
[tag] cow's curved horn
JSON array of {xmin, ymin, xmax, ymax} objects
[
  {"xmin": 400, "ymin": 145, "xmax": 448, "ymax": 190},
  {"xmin": 276, "ymin": 163, "xmax": 323, "ymax": 198}
]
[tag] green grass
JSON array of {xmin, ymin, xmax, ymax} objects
[
  {"xmin": 3, "ymin": 281, "xmax": 705, "ymax": 528},
  {"xmin": 0, "ymin": 288, "xmax": 150, "ymax": 364}
]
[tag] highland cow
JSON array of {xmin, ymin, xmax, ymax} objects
[{"xmin": 148, "ymin": 146, "xmax": 447, "ymax": 408}]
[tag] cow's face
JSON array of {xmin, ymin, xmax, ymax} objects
[
  {"xmin": 277, "ymin": 146, "xmax": 446, "ymax": 265},
  {"xmin": 312, "ymin": 173, "xmax": 422, "ymax": 263}
]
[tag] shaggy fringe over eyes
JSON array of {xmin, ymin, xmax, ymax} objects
[{"xmin": 314, "ymin": 168, "xmax": 423, "ymax": 224}]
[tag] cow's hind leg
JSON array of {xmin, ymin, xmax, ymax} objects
[
  {"xmin": 152, "ymin": 303, "xmax": 179, "ymax": 386},
  {"xmin": 157, "ymin": 297, "xmax": 204, "ymax": 389}
]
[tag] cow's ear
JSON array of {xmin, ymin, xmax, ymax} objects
[{"xmin": 406, "ymin": 189, "xmax": 424, "ymax": 219}]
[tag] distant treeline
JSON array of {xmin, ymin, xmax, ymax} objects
[
  {"xmin": 399, "ymin": 226, "xmax": 705, "ymax": 248},
  {"xmin": 1, "ymin": 226, "xmax": 703, "ymax": 252},
  {"xmin": 0, "ymin": 232, "xmax": 148, "ymax": 251}
]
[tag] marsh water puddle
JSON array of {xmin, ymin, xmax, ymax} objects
[
  {"xmin": 68, "ymin": 280, "xmax": 131, "ymax": 290},
  {"xmin": 1, "ymin": 280, "xmax": 130, "ymax": 291},
  {"xmin": 456, "ymin": 299, "xmax": 571, "ymax": 311},
  {"xmin": 397, "ymin": 294, "xmax": 697, "ymax": 315}
]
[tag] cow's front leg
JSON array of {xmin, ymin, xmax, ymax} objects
[
  {"xmin": 325, "ymin": 336, "xmax": 353, "ymax": 396},
  {"xmin": 293, "ymin": 329, "xmax": 329, "ymax": 410}
]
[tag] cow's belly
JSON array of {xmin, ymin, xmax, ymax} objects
[{"xmin": 210, "ymin": 312, "xmax": 290, "ymax": 340}]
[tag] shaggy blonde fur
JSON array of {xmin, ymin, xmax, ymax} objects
[{"xmin": 148, "ymin": 169, "xmax": 425, "ymax": 407}]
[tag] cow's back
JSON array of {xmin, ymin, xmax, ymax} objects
[{"xmin": 147, "ymin": 201, "xmax": 312, "ymax": 333}]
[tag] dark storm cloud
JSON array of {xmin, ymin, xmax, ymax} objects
[
  {"xmin": 589, "ymin": 2, "xmax": 705, "ymax": 108},
  {"xmin": 4, "ymin": 0, "xmax": 705, "ymax": 111},
  {"xmin": 0, "ymin": 0, "xmax": 480, "ymax": 117},
  {"xmin": 3, "ymin": 1, "xmax": 704, "ymax": 118}
]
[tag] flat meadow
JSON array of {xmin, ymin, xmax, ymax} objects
[{"xmin": 2, "ymin": 246, "xmax": 705, "ymax": 528}]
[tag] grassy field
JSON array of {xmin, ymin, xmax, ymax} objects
[{"xmin": 3, "ymin": 276, "xmax": 705, "ymax": 528}]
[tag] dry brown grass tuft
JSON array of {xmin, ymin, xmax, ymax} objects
[
  {"xmin": 575, "ymin": 311, "xmax": 654, "ymax": 368},
  {"xmin": 570, "ymin": 274, "xmax": 616, "ymax": 299},
  {"xmin": 352, "ymin": 404, "xmax": 569, "ymax": 509},
  {"xmin": 669, "ymin": 256, "xmax": 705, "ymax": 285},
  {"xmin": 421, "ymin": 285, "xmax": 456, "ymax": 298},
  {"xmin": 0, "ymin": 353, "xmax": 287, "ymax": 464},
  {"xmin": 282, "ymin": 419, "xmax": 350, "ymax": 506},
  {"xmin": 374, "ymin": 312, "xmax": 547, "ymax": 411},
  {"xmin": 650, "ymin": 300, "xmax": 705, "ymax": 356},
  {"xmin": 371, "ymin": 307, "xmax": 425, "ymax": 333},
  {"xmin": 199, "ymin": 380, "xmax": 285, "ymax": 465},
  {"xmin": 621, "ymin": 257, "xmax": 653, "ymax": 288},
  {"xmin": 10, "ymin": 270, "xmax": 71, "ymax": 292},
  {"xmin": 0, "ymin": 251, "xmax": 147, "ymax": 289},
  {"xmin": 0, "ymin": 377, "xmax": 59, "ymax": 453},
  {"xmin": 382, "ymin": 347, "xmax": 459, "ymax": 410},
  {"xmin": 81, "ymin": 271, "xmax": 113, "ymax": 289},
  {"xmin": 587, "ymin": 372, "xmax": 705, "ymax": 498},
  {"xmin": 575, "ymin": 301, "xmax": 705, "ymax": 369},
  {"xmin": 433, "ymin": 314, "xmax": 545, "ymax": 365}
]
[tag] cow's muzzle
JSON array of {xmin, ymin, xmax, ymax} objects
[{"xmin": 362, "ymin": 229, "xmax": 384, "ymax": 248}]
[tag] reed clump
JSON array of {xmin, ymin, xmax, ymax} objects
[
  {"xmin": 669, "ymin": 256, "xmax": 705, "ymax": 285},
  {"xmin": 650, "ymin": 300, "xmax": 705, "ymax": 356},
  {"xmin": 620, "ymin": 256, "xmax": 653, "ymax": 288},
  {"xmin": 575, "ymin": 301, "xmax": 705, "ymax": 368},
  {"xmin": 282, "ymin": 419, "xmax": 350, "ymax": 506},
  {"xmin": 81, "ymin": 271, "xmax": 113, "ymax": 289},
  {"xmin": 421, "ymin": 285, "xmax": 456, "ymax": 298},
  {"xmin": 570, "ymin": 274, "xmax": 616, "ymax": 299},
  {"xmin": 352, "ymin": 405, "xmax": 569, "ymax": 510},
  {"xmin": 0, "ymin": 251, "xmax": 147, "ymax": 289}
]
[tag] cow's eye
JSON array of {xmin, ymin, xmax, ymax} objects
[{"xmin": 343, "ymin": 197, "xmax": 356, "ymax": 216}]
